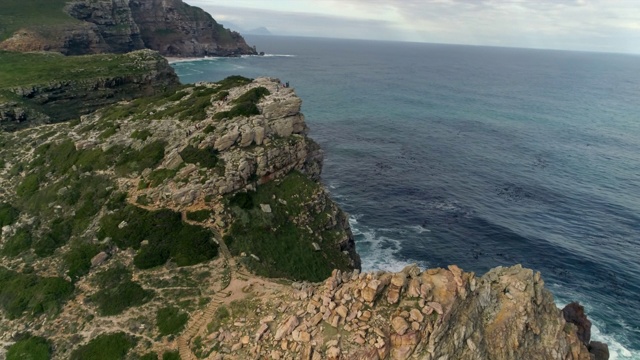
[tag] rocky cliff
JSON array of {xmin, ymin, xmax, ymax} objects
[
  {"xmin": 0, "ymin": 0, "xmax": 256, "ymax": 56},
  {"xmin": 0, "ymin": 75, "xmax": 606, "ymax": 359},
  {"xmin": 0, "ymin": 49, "xmax": 180, "ymax": 131}
]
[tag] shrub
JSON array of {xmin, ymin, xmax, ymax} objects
[
  {"xmin": 115, "ymin": 141, "xmax": 166, "ymax": 175},
  {"xmin": 214, "ymin": 87, "xmax": 270, "ymax": 120},
  {"xmin": 6, "ymin": 336, "xmax": 50, "ymax": 360},
  {"xmin": 179, "ymin": 145, "xmax": 218, "ymax": 168},
  {"xmin": 70, "ymin": 332, "xmax": 136, "ymax": 360},
  {"xmin": 131, "ymin": 129, "xmax": 152, "ymax": 141},
  {"xmin": 64, "ymin": 241, "xmax": 100, "ymax": 281},
  {"xmin": 186, "ymin": 209, "xmax": 211, "ymax": 222},
  {"xmin": 156, "ymin": 306, "xmax": 188, "ymax": 336},
  {"xmin": 91, "ymin": 266, "xmax": 153, "ymax": 316},
  {"xmin": 139, "ymin": 352, "xmax": 158, "ymax": 360},
  {"xmin": 0, "ymin": 268, "xmax": 74, "ymax": 319},
  {"xmin": 33, "ymin": 217, "xmax": 72, "ymax": 257},
  {"xmin": 162, "ymin": 351, "xmax": 180, "ymax": 360},
  {"xmin": 1, "ymin": 227, "xmax": 33, "ymax": 257},
  {"xmin": 147, "ymin": 168, "xmax": 177, "ymax": 187},
  {"xmin": 16, "ymin": 173, "xmax": 41, "ymax": 197},
  {"xmin": 224, "ymin": 172, "xmax": 351, "ymax": 282},
  {"xmin": 98, "ymin": 205, "xmax": 217, "ymax": 269},
  {"xmin": 228, "ymin": 192, "xmax": 254, "ymax": 210},
  {"xmin": 0, "ymin": 202, "xmax": 19, "ymax": 228}
]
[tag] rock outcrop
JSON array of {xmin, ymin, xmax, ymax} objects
[
  {"xmin": 0, "ymin": 49, "xmax": 180, "ymax": 131},
  {"xmin": 171, "ymin": 264, "xmax": 603, "ymax": 360},
  {"xmin": 0, "ymin": 0, "xmax": 256, "ymax": 57},
  {"xmin": 0, "ymin": 70, "xmax": 607, "ymax": 359}
]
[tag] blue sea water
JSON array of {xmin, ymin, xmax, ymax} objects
[{"xmin": 172, "ymin": 35, "xmax": 640, "ymax": 358}]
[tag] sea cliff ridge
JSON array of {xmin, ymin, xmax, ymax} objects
[
  {"xmin": 0, "ymin": 2, "xmax": 609, "ymax": 359},
  {"xmin": 0, "ymin": 66, "xmax": 607, "ymax": 359}
]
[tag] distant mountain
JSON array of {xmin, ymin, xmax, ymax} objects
[
  {"xmin": 246, "ymin": 27, "xmax": 272, "ymax": 36},
  {"xmin": 221, "ymin": 22, "xmax": 273, "ymax": 36}
]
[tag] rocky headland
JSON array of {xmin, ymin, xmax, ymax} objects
[
  {"xmin": 0, "ymin": 62, "xmax": 608, "ymax": 358},
  {"xmin": 0, "ymin": 0, "xmax": 256, "ymax": 57}
]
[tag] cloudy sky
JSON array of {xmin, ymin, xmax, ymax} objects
[{"xmin": 187, "ymin": 0, "xmax": 640, "ymax": 54}]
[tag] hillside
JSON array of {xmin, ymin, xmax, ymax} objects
[
  {"xmin": 0, "ymin": 71, "xmax": 609, "ymax": 359},
  {"xmin": 0, "ymin": 0, "xmax": 256, "ymax": 56},
  {"xmin": 0, "ymin": 49, "xmax": 180, "ymax": 131}
]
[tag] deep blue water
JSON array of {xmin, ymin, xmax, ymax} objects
[{"xmin": 172, "ymin": 35, "xmax": 640, "ymax": 358}]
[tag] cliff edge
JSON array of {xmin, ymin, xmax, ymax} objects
[
  {"xmin": 0, "ymin": 0, "xmax": 256, "ymax": 56},
  {"xmin": 0, "ymin": 70, "xmax": 606, "ymax": 358}
]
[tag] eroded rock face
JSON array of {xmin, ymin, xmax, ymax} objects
[
  {"xmin": 200, "ymin": 265, "xmax": 600, "ymax": 360},
  {"xmin": 0, "ymin": 0, "xmax": 256, "ymax": 57},
  {"xmin": 0, "ymin": 50, "xmax": 180, "ymax": 131},
  {"xmin": 129, "ymin": 0, "xmax": 256, "ymax": 57}
]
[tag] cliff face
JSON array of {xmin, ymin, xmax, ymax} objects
[
  {"xmin": 0, "ymin": 50, "xmax": 180, "ymax": 131},
  {"xmin": 0, "ymin": 76, "xmax": 606, "ymax": 359},
  {"xmin": 173, "ymin": 265, "xmax": 602, "ymax": 360},
  {"xmin": 0, "ymin": 0, "xmax": 256, "ymax": 56},
  {"xmin": 129, "ymin": 0, "xmax": 257, "ymax": 57}
]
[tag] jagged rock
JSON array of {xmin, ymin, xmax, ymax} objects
[
  {"xmin": 563, "ymin": 302, "xmax": 591, "ymax": 346},
  {"xmin": 260, "ymin": 204, "xmax": 272, "ymax": 213},
  {"xmin": 274, "ymin": 316, "xmax": 298, "ymax": 341},
  {"xmin": 90, "ymin": 252, "xmax": 109, "ymax": 267}
]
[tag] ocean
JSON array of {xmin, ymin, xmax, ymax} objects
[{"xmin": 171, "ymin": 35, "xmax": 640, "ymax": 359}]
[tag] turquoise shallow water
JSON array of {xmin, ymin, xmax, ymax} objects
[{"xmin": 172, "ymin": 35, "xmax": 640, "ymax": 358}]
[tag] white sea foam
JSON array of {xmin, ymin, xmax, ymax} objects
[
  {"xmin": 407, "ymin": 225, "xmax": 431, "ymax": 234},
  {"xmin": 349, "ymin": 216, "xmax": 428, "ymax": 273},
  {"xmin": 553, "ymin": 290, "xmax": 639, "ymax": 360}
]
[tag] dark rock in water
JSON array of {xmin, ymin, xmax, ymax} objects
[
  {"xmin": 588, "ymin": 341, "xmax": 610, "ymax": 360},
  {"xmin": 562, "ymin": 302, "xmax": 592, "ymax": 345}
]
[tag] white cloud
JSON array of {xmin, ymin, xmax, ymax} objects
[{"xmin": 187, "ymin": 0, "xmax": 640, "ymax": 54}]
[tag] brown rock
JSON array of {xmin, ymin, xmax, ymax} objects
[
  {"xmin": 390, "ymin": 331, "xmax": 421, "ymax": 360},
  {"xmin": 562, "ymin": 302, "xmax": 591, "ymax": 346},
  {"xmin": 589, "ymin": 341, "xmax": 610, "ymax": 360},
  {"xmin": 409, "ymin": 308, "xmax": 424, "ymax": 322},
  {"xmin": 274, "ymin": 316, "xmax": 299, "ymax": 340},
  {"xmin": 336, "ymin": 305, "xmax": 348, "ymax": 319},
  {"xmin": 391, "ymin": 317, "xmax": 409, "ymax": 336}
]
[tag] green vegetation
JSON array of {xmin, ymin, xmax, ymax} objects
[
  {"xmin": 186, "ymin": 209, "xmax": 211, "ymax": 222},
  {"xmin": 0, "ymin": 0, "xmax": 79, "ymax": 42},
  {"xmin": 214, "ymin": 87, "xmax": 270, "ymax": 120},
  {"xmin": 147, "ymin": 168, "xmax": 177, "ymax": 187},
  {"xmin": 1, "ymin": 227, "xmax": 33, "ymax": 257},
  {"xmin": 97, "ymin": 76, "xmax": 253, "ymax": 122},
  {"xmin": 0, "ymin": 51, "xmax": 150, "ymax": 88},
  {"xmin": 207, "ymin": 305, "xmax": 230, "ymax": 333},
  {"xmin": 64, "ymin": 241, "xmax": 100, "ymax": 281},
  {"xmin": 98, "ymin": 205, "xmax": 218, "ymax": 269},
  {"xmin": 115, "ymin": 140, "xmax": 166, "ymax": 175},
  {"xmin": 91, "ymin": 266, "xmax": 153, "ymax": 316},
  {"xmin": 156, "ymin": 306, "xmax": 188, "ymax": 336},
  {"xmin": 0, "ymin": 268, "xmax": 74, "ymax": 319},
  {"xmin": 162, "ymin": 351, "xmax": 181, "ymax": 360},
  {"xmin": 179, "ymin": 145, "xmax": 219, "ymax": 168},
  {"xmin": 0, "ymin": 202, "xmax": 19, "ymax": 228},
  {"xmin": 131, "ymin": 129, "xmax": 153, "ymax": 141},
  {"xmin": 224, "ymin": 172, "xmax": 351, "ymax": 282},
  {"xmin": 139, "ymin": 352, "xmax": 159, "ymax": 360},
  {"xmin": 6, "ymin": 335, "xmax": 51, "ymax": 360},
  {"xmin": 70, "ymin": 332, "xmax": 136, "ymax": 360},
  {"xmin": 33, "ymin": 217, "xmax": 72, "ymax": 257}
]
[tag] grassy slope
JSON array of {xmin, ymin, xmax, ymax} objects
[
  {"xmin": 0, "ymin": 51, "xmax": 149, "ymax": 88},
  {"xmin": 0, "ymin": 0, "xmax": 79, "ymax": 41}
]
